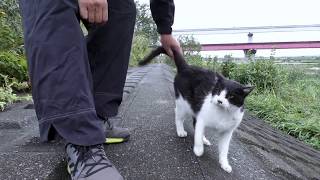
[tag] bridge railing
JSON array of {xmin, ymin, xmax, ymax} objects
[{"xmin": 201, "ymin": 41, "xmax": 320, "ymax": 51}]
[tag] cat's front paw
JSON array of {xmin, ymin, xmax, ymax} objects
[
  {"xmin": 177, "ymin": 130, "xmax": 187, "ymax": 137},
  {"xmin": 193, "ymin": 145, "xmax": 204, "ymax": 156},
  {"xmin": 220, "ymin": 162, "xmax": 232, "ymax": 173}
]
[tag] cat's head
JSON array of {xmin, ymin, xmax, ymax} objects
[{"xmin": 212, "ymin": 77, "xmax": 254, "ymax": 111}]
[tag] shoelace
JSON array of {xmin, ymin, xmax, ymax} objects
[
  {"xmin": 97, "ymin": 115, "xmax": 114, "ymax": 130},
  {"xmin": 105, "ymin": 118, "xmax": 114, "ymax": 130},
  {"xmin": 70, "ymin": 145, "xmax": 112, "ymax": 178}
]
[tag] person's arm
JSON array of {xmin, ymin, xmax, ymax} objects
[
  {"xmin": 150, "ymin": 0, "xmax": 174, "ymax": 34},
  {"xmin": 150, "ymin": 0, "xmax": 181, "ymax": 57}
]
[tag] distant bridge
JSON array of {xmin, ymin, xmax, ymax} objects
[
  {"xmin": 173, "ymin": 25, "xmax": 320, "ymax": 53},
  {"xmin": 201, "ymin": 41, "xmax": 320, "ymax": 51},
  {"xmin": 173, "ymin": 24, "xmax": 320, "ymax": 35}
]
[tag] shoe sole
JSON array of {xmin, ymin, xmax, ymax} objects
[
  {"xmin": 67, "ymin": 165, "xmax": 71, "ymax": 175},
  {"xmin": 105, "ymin": 136, "xmax": 129, "ymax": 144}
]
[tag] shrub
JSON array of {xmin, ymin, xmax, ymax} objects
[
  {"xmin": 0, "ymin": 74, "xmax": 31, "ymax": 111},
  {"xmin": 0, "ymin": 11, "xmax": 18, "ymax": 51},
  {"xmin": 229, "ymin": 60, "xmax": 286, "ymax": 91},
  {"xmin": 186, "ymin": 54, "xmax": 205, "ymax": 67},
  {"xmin": 177, "ymin": 36, "xmax": 201, "ymax": 54},
  {"xmin": 130, "ymin": 35, "xmax": 151, "ymax": 67},
  {"xmin": 202, "ymin": 59, "xmax": 286, "ymax": 92},
  {"xmin": 221, "ymin": 60, "xmax": 237, "ymax": 78},
  {"xmin": 0, "ymin": 51, "xmax": 28, "ymax": 84},
  {"xmin": 0, "ymin": 0, "xmax": 23, "ymax": 52}
]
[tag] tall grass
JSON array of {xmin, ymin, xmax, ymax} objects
[{"xmin": 246, "ymin": 79, "xmax": 320, "ymax": 149}]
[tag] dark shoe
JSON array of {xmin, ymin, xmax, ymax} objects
[
  {"xmin": 66, "ymin": 143, "xmax": 123, "ymax": 180},
  {"xmin": 104, "ymin": 118, "xmax": 130, "ymax": 144}
]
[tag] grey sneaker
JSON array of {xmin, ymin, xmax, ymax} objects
[
  {"xmin": 66, "ymin": 143, "xmax": 123, "ymax": 180},
  {"xmin": 104, "ymin": 118, "xmax": 130, "ymax": 144}
]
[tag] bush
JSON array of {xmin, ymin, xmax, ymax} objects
[
  {"xmin": 0, "ymin": 75, "xmax": 18, "ymax": 110},
  {"xmin": 229, "ymin": 60, "xmax": 286, "ymax": 91},
  {"xmin": 0, "ymin": 12, "xmax": 18, "ymax": 51},
  {"xmin": 0, "ymin": 74, "xmax": 31, "ymax": 111},
  {"xmin": 174, "ymin": 35, "xmax": 204, "ymax": 67},
  {"xmin": 221, "ymin": 60, "xmax": 237, "ymax": 78},
  {"xmin": 203, "ymin": 59, "xmax": 285, "ymax": 92},
  {"xmin": 0, "ymin": 51, "xmax": 28, "ymax": 84},
  {"xmin": 178, "ymin": 36, "xmax": 201, "ymax": 54},
  {"xmin": 0, "ymin": 0, "xmax": 23, "ymax": 52},
  {"xmin": 135, "ymin": 2, "xmax": 158, "ymax": 45},
  {"xmin": 186, "ymin": 54, "xmax": 205, "ymax": 67},
  {"xmin": 130, "ymin": 35, "xmax": 151, "ymax": 67}
]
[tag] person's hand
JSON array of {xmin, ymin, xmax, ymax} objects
[
  {"xmin": 78, "ymin": 0, "xmax": 108, "ymax": 24},
  {"xmin": 160, "ymin": 34, "xmax": 182, "ymax": 57}
]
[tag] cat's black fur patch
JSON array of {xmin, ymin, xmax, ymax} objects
[{"xmin": 140, "ymin": 47, "xmax": 253, "ymax": 114}]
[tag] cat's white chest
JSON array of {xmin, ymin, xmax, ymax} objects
[{"xmin": 198, "ymin": 95, "xmax": 243, "ymax": 131}]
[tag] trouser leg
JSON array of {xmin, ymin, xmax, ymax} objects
[
  {"xmin": 85, "ymin": 0, "xmax": 136, "ymax": 118},
  {"xmin": 19, "ymin": 0, "xmax": 105, "ymax": 146}
]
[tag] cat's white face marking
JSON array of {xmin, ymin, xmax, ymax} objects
[{"xmin": 212, "ymin": 89, "xmax": 230, "ymax": 109}]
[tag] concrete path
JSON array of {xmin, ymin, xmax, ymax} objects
[{"xmin": 0, "ymin": 64, "xmax": 319, "ymax": 180}]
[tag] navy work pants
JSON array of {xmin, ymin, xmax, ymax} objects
[{"xmin": 19, "ymin": 0, "xmax": 136, "ymax": 146}]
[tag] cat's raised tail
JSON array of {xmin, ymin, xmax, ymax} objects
[{"xmin": 139, "ymin": 46, "xmax": 189, "ymax": 73}]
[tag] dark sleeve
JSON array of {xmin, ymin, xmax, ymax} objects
[{"xmin": 150, "ymin": 0, "xmax": 175, "ymax": 34}]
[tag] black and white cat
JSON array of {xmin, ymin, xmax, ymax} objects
[{"xmin": 139, "ymin": 47, "xmax": 254, "ymax": 173}]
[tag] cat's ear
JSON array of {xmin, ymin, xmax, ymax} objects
[{"xmin": 243, "ymin": 85, "xmax": 254, "ymax": 96}]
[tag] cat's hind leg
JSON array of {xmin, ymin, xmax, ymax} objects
[
  {"xmin": 175, "ymin": 102, "xmax": 187, "ymax": 137},
  {"xmin": 193, "ymin": 119, "xmax": 205, "ymax": 156}
]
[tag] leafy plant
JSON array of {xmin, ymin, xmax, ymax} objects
[
  {"xmin": 229, "ymin": 60, "xmax": 286, "ymax": 91},
  {"xmin": 221, "ymin": 59, "xmax": 236, "ymax": 78},
  {"xmin": 0, "ymin": 0, "xmax": 23, "ymax": 52},
  {"xmin": 177, "ymin": 35, "xmax": 201, "ymax": 55},
  {"xmin": 176, "ymin": 35, "xmax": 203, "ymax": 67},
  {"xmin": 0, "ymin": 51, "xmax": 28, "ymax": 84},
  {"xmin": 130, "ymin": 35, "xmax": 151, "ymax": 67},
  {"xmin": 134, "ymin": 1, "xmax": 158, "ymax": 45},
  {"xmin": 0, "ymin": 74, "xmax": 31, "ymax": 111}
]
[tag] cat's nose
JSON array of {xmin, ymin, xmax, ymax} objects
[{"xmin": 217, "ymin": 100, "xmax": 222, "ymax": 104}]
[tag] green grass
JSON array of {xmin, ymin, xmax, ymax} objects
[{"xmin": 246, "ymin": 78, "xmax": 320, "ymax": 149}]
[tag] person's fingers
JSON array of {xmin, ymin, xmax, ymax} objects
[
  {"xmin": 78, "ymin": 0, "xmax": 108, "ymax": 23},
  {"xmin": 165, "ymin": 47, "xmax": 174, "ymax": 57},
  {"xmin": 79, "ymin": 4, "xmax": 88, "ymax": 20},
  {"xmin": 160, "ymin": 34, "xmax": 182, "ymax": 57},
  {"xmin": 161, "ymin": 44, "xmax": 171, "ymax": 56},
  {"xmin": 95, "ymin": 5, "xmax": 102, "ymax": 23},
  {"xmin": 102, "ymin": 2, "xmax": 108, "ymax": 22},
  {"xmin": 88, "ymin": 5, "xmax": 95, "ymax": 23}
]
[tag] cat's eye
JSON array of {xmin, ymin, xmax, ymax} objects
[{"xmin": 229, "ymin": 95, "xmax": 234, "ymax": 99}]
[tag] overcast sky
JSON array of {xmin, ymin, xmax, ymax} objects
[{"xmin": 137, "ymin": 0, "xmax": 320, "ymax": 57}]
